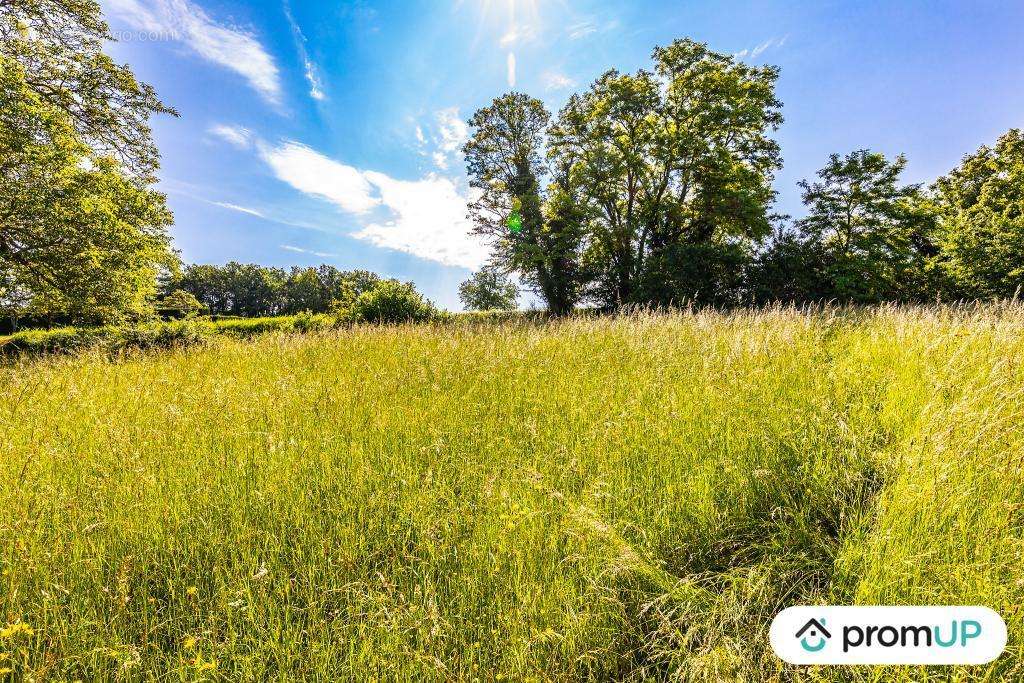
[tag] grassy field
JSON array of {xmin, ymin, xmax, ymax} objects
[{"xmin": 1, "ymin": 307, "xmax": 1022, "ymax": 681}]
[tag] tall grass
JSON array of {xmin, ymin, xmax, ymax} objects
[{"xmin": 1, "ymin": 306, "xmax": 1022, "ymax": 680}]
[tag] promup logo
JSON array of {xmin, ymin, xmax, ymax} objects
[
  {"xmin": 771, "ymin": 606, "xmax": 1006, "ymax": 665},
  {"xmin": 796, "ymin": 618, "xmax": 831, "ymax": 652}
]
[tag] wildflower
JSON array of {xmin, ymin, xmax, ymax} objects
[
  {"xmin": 186, "ymin": 586, "xmax": 198, "ymax": 597},
  {"xmin": 0, "ymin": 622, "xmax": 34, "ymax": 639},
  {"xmin": 192, "ymin": 653, "xmax": 217, "ymax": 672},
  {"xmin": 183, "ymin": 636, "xmax": 198, "ymax": 650}
]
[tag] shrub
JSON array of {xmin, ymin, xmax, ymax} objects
[
  {"xmin": 0, "ymin": 326, "xmax": 108, "ymax": 355},
  {"xmin": 112, "ymin": 320, "xmax": 213, "ymax": 352},
  {"xmin": 213, "ymin": 316, "xmax": 295, "ymax": 338},
  {"xmin": 291, "ymin": 311, "xmax": 335, "ymax": 333},
  {"xmin": 339, "ymin": 280, "xmax": 438, "ymax": 325}
]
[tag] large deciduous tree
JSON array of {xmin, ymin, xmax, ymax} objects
[
  {"xmin": 547, "ymin": 39, "xmax": 784, "ymax": 307},
  {"xmin": 463, "ymin": 93, "xmax": 585, "ymax": 315},
  {"xmin": 795, "ymin": 150, "xmax": 940, "ymax": 302},
  {"xmin": 0, "ymin": 0, "xmax": 176, "ymax": 323},
  {"xmin": 933, "ymin": 129, "xmax": 1024, "ymax": 299}
]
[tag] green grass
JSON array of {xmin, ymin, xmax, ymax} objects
[
  {"xmin": 0, "ymin": 313, "xmax": 335, "ymax": 357},
  {"xmin": 1, "ymin": 306, "xmax": 1022, "ymax": 680}
]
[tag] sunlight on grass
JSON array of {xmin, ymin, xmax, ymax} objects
[{"xmin": 1, "ymin": 306, "xmax": 1022, "ymax": 680}]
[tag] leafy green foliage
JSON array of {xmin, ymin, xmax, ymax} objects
[
  {"xmin": 548, "ymin": 39, "xmax": 784, "ymax": 307},
  {"xmin": 464, "ymin": 93, "xmax": 586, "ymax": 315},
  {"xmin": 172, "ymin": 263, "xmax": 382, "ymax": 318},
  {"xmin": 157, "ymin": 290, "xmax": 206, "ymax": 320},
  {"xmin": 458, "ymin": 268, "xmax": 519, "ymax": 311},
  {"xmin": 0, "ymin": 0, "xmax": 176, "ymax": 324},
  {"xmin": 1, "ymin": 0, "xmax": 176, "ymax": 181},
  {"xmin": 933, "ymin": 129, "xmax": 1024, "ymax": 298},
  {"xmin": 794, "ymin": 150, "xmax": 940, "ymax": 302},
  {"xmin": 0, "ymin": 313, "xmax": 336, "ymax": 357},
  {"xmin": 338, "ymin": 279, "xmax": 438, "ymax": 324}
]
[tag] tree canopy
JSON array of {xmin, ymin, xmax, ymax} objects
[
  {"xmin": 459, "ymin": 268, "xmax": 519, "ymax": 311},
  {"xmin": 934, "ymin": 129, "xmax": 1024, "ymax": 298},
  {"xmin": 0, "ymin": 0, "xmax": 176, "ymax": 324},
  {"xmin": 465, "ymin": 39, "xmax": 784, "ymax": 311}
]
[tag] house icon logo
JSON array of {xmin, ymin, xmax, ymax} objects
[{"xmin": 796, "ymin": 618, "xmax": 831, "ymax": 652}]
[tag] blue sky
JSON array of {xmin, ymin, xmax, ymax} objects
[{"xmin": 100, "ymin": 0, "xmax": 1024, "ymax": 309}]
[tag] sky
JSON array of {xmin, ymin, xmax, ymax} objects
[{"xmin": 99, "ymin": 0, "xmax": 1024, "ymax": 310}]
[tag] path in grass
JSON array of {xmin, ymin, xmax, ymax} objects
[{"xmin": 1, "ymin": 308, "xmax": 1022, "ymax": 680}]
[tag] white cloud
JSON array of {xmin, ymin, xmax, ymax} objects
[
  {"xmin": 739, "ymin": 35, "xmax": 790, "ymax": 61},
  {"xmin": 213, "ymin": 201, "xmax": 264, "ymax": 217},
  {"xmin": 499, "ymin": 24, "xmax": 538, "ymax": 48},
  {"xmin": 283, "ymin": 2, "xmax": 326, "ymax": 101},
  {"xmin": 567, "ymin": 21, "xmax": 597, "ymax": 40},
  {"xmin": 507, "ymin": 52, "xmax": 517, "ymax": 88},
  {"xmin": 436, "ymin": 109, "xmax": 469, "ymax": 153},
  {"xmin": 542, "ymin": 70, "xmax": 576, "ymax": 91},
  {"xmin": 356, "ymin": 173, "xmax": 487, "ymax": 270},
  {"xmin": 211, "ymin": 129, "xmax": 487, "ymax": 269},
  {"xmin": 566, "ymin": 18, "xmax": 618, "ymax": 41},
  {"xmin": 414, "ymin": 108, "xmax": 469, "ymax": 171},
  {"xmin": 104, "ymin": 0, "xmax": 281, "ymax": 103},
  {"xmin": 280, "ymin": 244, "xmax": 338, "ymax": 258},
  {"xmin": 208, "ymin": 124, "xmax": 253, "ymax": 149},
  {"xmin": 258, "ymin": 141, "xmax": 380, "ymax": 214}
]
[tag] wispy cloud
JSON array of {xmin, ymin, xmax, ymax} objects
[
  {"xmin": 736, "ymin": 35, "xmax": 790, "ymax": 60},
  {"xmin": 283, "ymin": 1, "xmax": 326, "ymax": 101},
  {"xmin": 431, "ymin": 108, "xmax": 469, "ymax": 170},
  {"xmin": 210, "ymin": 129, "xmax": 487, "ymax": 269},
  {"xmin": 208, "ymin": 124, "xmax": 253, "ymax": 149},
  {"xmin": 542, "ymin": 70, "xmax": 576, "ymax": 91},
  {"xmin": 566, "ymin": 18, "xmax": 619, "ymax": 41},
  {"xmin": 280, "ymin": 244, "xmax": 338, "ymax": 258},
  {"xmin": 258, "ymin": 141, "xmax": 380, "ymax": 214},
  {"xmin": 213, "ymin": 201, "xmax": 264, "ymax": 217},
  {"xmin": 104, "ymin": 0, "xmax": 282, "ymax": 104},
  {"xmin": 499, "ymin": 23, "xmax": 538, "ymax": 48},
  {"xmin": 567, "ymin": 21, "xmax": 597, "ymax": 40}
]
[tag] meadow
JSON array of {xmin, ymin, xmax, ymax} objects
[{"xmin": 1, "ymin": 306, "xmax": 1022, "ymax": 681}]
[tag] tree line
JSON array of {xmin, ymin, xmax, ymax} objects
[
  {"xmin": 461, "ymin": 40, "xmax": 1024, "ymax": 313},
  {"xmin": 3, "ymin": 1, "xmax": 1023, "ymax": 330},
  {"xmin": 163, "ymin": 263, "xmax": 382, "ymax": 318}
]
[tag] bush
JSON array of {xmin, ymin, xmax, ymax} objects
[
  {"xmin": 0, "ymin": 326, "xmax": 108, "ymax": 355},
  {"xmin": 212, "ymin": 316, "xmax": 295, "ymax": 338},
  {"xmin": 112, "ymin": 320, "xmax": 213, "ymax": 352},
  {"xmin": 0, "ymin": 314, "xmax": 333, "ymax": 359},
  {"xmin": 339, "ymin": 280, "xmax": 438, "ymax": 325},
  {"xmin": 291, "ymin": 311, "xmax": 335, "ymax": 333}
]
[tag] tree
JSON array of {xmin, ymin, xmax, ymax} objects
[
  {"xmin": 744, "ymin": 228, "xmax": 833, "ymax": 304},
  {"xmin": 157, "ymin": 290, "xmax": 205, "ymax": 319},
  {"xmin": 175, "ymin": 262, "xmax": 286, "ymax": 317},
  {"xmin": 0, "ymin": 0, "xmax": 176, "ymax": 323},
  {"xmin": 0, "ymin": 60, "xmax": 174, "ymax": 324},
  {"xmin": 547, "ymin": 39, "xmax": 784, "ymax": 307},
  {"xmin": 933, "ymin": 129, "xmax": 1024, "ymax": 298},
  {"xmin": 463, "ymin": 93, "xmax": 585, "ymax": 315},
  {"xmin": 280, "ymin": 266, "xmax": 381, "ymax": 314},
  {"xmin": 459, "ymin": 268, "xmax": 519, "ymax": 311},
  {"xmin": 339, "ymin": 280, "xmax": 437, "ymax": 325},
  {"xmin": 795, "ymin": 150, "xmax": 938, "ymax": 302},
  {"xmin": 1, "ymin": 0, "xmax": 176, "ymax": 181}
]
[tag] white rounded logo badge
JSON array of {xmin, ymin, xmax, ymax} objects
[{"xmin": 770, "ymin": 606, "xmax": 1006, "ymax": 665}]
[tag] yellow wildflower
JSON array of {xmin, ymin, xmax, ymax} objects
[{"xmin": 0, "ymin": 622, "xmax": 34, "ymax": 639}]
